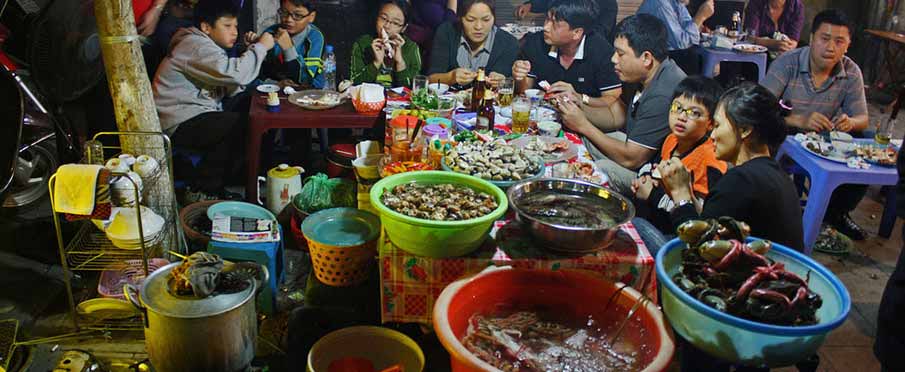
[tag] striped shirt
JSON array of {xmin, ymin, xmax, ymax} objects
[{"xmin": 762, "ymin": 47, "xmax": 867, "ymax": 120}]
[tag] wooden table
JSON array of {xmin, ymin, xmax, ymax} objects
[
  {"xmin": 866, "ymin": 29, "xmax": 905, "ymax": 86},
  {"xmin": 246, "ymin": 96, "xmax": 383, "ymax": 202}
]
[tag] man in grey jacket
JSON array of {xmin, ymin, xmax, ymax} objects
[{"xmin": 153, "ymin": 0, "xmax": 274, "ymax": 201}]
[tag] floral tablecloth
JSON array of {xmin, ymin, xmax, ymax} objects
[{"xmin": 379, "ymin": 218, "xmax": 656, "ymax": 325}]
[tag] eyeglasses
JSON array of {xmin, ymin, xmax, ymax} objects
[
  {"xmin": 378, "ymin": 14, "xmax": 405, "ymax": 29},
  {"xmin": 670, "ymin": 102, "xmax": 705, "ymax": 120},
  {"xmin": 277, "ymin": 8, "xmax": 311, "ymax": 21}
]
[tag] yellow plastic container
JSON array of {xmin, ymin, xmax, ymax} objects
[{"xmin": 307, "ymin": 326, "xmax": 425, "ymax": 372}]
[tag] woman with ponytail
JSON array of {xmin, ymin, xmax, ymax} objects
[{"xmin": 658, "ymin": 82, "xmax": 804, "ymax": 252}]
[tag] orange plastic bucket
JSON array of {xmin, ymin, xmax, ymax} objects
[{"xmin": 302, "ymin": 208, "xmax": 380, "ymax": 286}]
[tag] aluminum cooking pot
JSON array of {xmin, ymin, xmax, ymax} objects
[{"xmin": 125, "ymin": 262, "xmax": 267, "ymax": 372}]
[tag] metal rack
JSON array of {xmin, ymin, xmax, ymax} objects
[{"xmin": 49, "ymin": 131, "xmax": 182, "ymax": 331}]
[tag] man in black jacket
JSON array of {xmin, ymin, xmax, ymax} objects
[{"xmin": 875, "ymin": 147, "xmax": 905, "ymax": 371}]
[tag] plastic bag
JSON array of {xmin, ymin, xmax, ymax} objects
[
  {"xmin": 293, "ymin": 173, "xmax": 357, "ymax": 213},
  {"xmin": 294, "ymin": 173, "xmax": 335, "ymax": 213},
  {"xmin": 330, "ymin": 179, "xmax": 356, "ymax": 209}
]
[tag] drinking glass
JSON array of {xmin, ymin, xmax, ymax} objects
[
  {"xmin": 511, "ymin": 96, "xmax": 532, "ymax": 134},
  {"xmin": 876, "ymin": 115, "xmax": 896, "ymax": 146},
  {"xmin": 412, "ymin": 75, "xmax": 429, "ymax": 95},
  {"xmin": 498, "ymin": 78, "xmax": 514, "ymax": 107},
  {"xmin": 83, "ymin": 140, "xmax": 104, "ymax": 165}
]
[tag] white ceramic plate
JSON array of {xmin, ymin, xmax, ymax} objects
[
  {"xmin": 256, "ymin": 84, "xmax": 280, "ymax": 93},
  {"xmin": 509, "ymin": 135, "xmax": 578, "ymax": 163},
  {"xmin": 732, "ymin": 43, "xmax": 767, "ymax": 53},
  {"xmin": 830, "ymin": 131, "xmax": 853, "ymax": 142},
  {"xmin": 800, "ymin": 139, "xmax": 848, "ymax": 163}
]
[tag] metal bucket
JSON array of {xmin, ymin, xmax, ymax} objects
[{"xmin": 125, "ymin": 262, "xmax": 263, "ymax": 372}]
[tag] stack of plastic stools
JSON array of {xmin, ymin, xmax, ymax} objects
[{"xmin": 207, "ymin": 226, "xmax": 284, "ymax": 314}]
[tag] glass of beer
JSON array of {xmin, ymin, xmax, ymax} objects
[
  {"xmin": 876, "ymin": 115, "xmax": 896, "ymax": 146},
  {"xmin": 498, "ymin": 78, "xmax": 514, "ymax": 107},
  {"xmin": 511, "ymin": 96, "xmax": 532, "ymax": 134}
]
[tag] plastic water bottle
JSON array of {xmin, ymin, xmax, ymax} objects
[{"xmin": 323, "ymin": 45, "xmax": 336, "ymax": 91}]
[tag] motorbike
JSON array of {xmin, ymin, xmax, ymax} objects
[{"xmin": 0, "ymin": 22, "xmax": 79, "ymax": 211}]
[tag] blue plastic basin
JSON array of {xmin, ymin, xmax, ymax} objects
[
  {"xmin": 656, "ymin": 238, "xmax": 850, "ymax": 367},
  {"xmin": 207, "ymin": 201, "xmax": 276, "ymax": 221}
]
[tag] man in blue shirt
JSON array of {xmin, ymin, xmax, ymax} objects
[{"xmin": 637, "ymin": 0, "xmax": 713, "ymax": 74}]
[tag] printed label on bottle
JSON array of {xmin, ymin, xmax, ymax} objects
[{"xmin": 476, "ymin": 116, "xmax": 490, "ymax": 130}]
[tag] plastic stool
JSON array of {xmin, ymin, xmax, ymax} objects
[
  {"xmin": 207, "ymin": 226, "xmax": 285, "ymax": 314},
  {"xmin": 698, "ymin": 46, "xmax": 767, "ymax": 82}
]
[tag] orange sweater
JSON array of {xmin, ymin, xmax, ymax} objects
[{"xmin": 660, "ymin": 134, "xmax": 728, "ymax": 196}]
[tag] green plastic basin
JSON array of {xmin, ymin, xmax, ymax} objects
[
  {"xmin": 656, "ymin": 238, "xmax": 850, "ymax": 367},
  {"xmin": 369, "ymin": 171, "xmax": 508, "ymax": 258}
]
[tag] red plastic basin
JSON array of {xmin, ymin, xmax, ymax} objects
[{"xmin": 433, "ymin": 267, "xmax": 674, "ymax": 372}]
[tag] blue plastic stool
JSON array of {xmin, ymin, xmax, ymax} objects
[
  {"xmin": 698, "ymin": 46, "xmax": 767, "ymax": 83},
  {"xmin": 207, "ymin": 226, "xmax": 285, "ymax": 314}
]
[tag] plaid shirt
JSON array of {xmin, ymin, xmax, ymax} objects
[{"xmin": 762, "ymin": 47, "xmax": 867, "ymax": 120}]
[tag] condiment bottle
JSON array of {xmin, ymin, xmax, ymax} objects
[
  {"xmin": 420, "ymin": 124, "xmax": 449, "ymax": 166},
  {"xmin": 477, "ymin": 89, "xmax": 495, "ymax": 131},
  {"xmin": 470, "ymin": 68, "xmax": 485, "ymax": 111},
  {"xmin": 266, "ymin": 92, "xmax": 280, "ymax": 112}
]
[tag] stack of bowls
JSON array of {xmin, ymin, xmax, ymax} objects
[{"xmin": 101, "ymin": 206, "xmax": 165, "ymax": 250}]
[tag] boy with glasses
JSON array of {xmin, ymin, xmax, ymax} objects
[
  {"xmin": 632, "ymin": 76, "xmax": 726, "ymax": 232},
  {"xmin": 261, "ymin": 0, "xmax": 326, "ymax": 88}
]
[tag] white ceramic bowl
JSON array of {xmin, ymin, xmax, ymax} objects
[
  {"xmin": 105, "ymin": 158, "xmax": 129, "ymax": 173},
  {"xmin": 428, "ymin": 83, "xmax": 450, "ymax": 95},
  {"xmin": 132, "ymin": 155, "xmax": 160, "ymax": 178},
  {"xmin": 111, "ymin": 172, "xmax": 143, "ymax": 205},
  {"xmin": 105, "ymin": 206, "xmax": 165, "ymax": 241},
  {"xmin": 537, "ymin": 121, "xmax": 562, "ymax": 136}
]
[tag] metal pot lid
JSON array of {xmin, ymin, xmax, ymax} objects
[{"xmin": 139, "ymin": 262, "xmax": 255, "ymax": 319}]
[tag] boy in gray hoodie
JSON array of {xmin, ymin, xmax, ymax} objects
[{"xmin": 153, "ymin": 0, "xmax": 275, "ymax": 201}]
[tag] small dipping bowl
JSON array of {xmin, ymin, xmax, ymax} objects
[{"xmin": 537, "ymin": 121, "xmax": 562, "ymax": 137}]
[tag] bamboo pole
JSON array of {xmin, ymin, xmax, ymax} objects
[{"xmin": 95, "ymin": 0, "xmax": 179, "ymax": 252}]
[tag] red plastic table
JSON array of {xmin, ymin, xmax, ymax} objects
[{"xmin": 246, "ymin": 96, "xmax": 383, "ymax": 203}]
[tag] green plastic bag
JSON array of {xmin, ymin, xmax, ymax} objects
[{"xmin": 293, "ymin": 173, "xmax": 356, "ymax": 213}]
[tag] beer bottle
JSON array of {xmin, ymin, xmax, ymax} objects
[
  {"xmin": 477, "ymin": 89, "xmax": 495, "ymax": 131},
  {"xmin": 731, "ymin": 11, "xmax": 741, "ymax": 35},
  {"xmin": 471, "ymin": 68, "xmax": 486, "ymax": 111}
]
